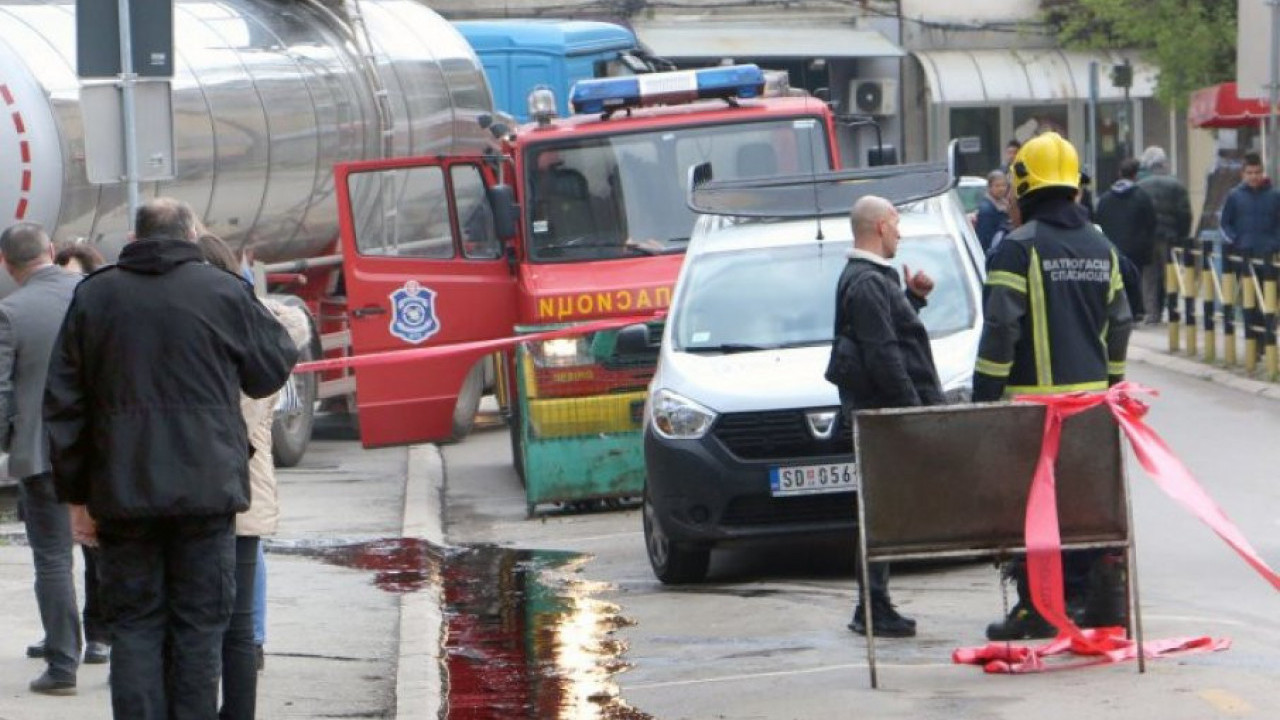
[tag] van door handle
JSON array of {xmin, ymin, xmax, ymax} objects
[{"xmin": 352, "ymin": 305, "xmax": 387, "ymax": 318}]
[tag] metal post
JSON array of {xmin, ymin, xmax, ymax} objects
[
  {"xmin": 117, "ymin": 0, "xmax": 139, "ymax": 230},
  {"xmin": 1087, "ymin": 61, "xmax": 1099, "ymax": 183},
  {"xmin": 1270, "ymin": 0, "xmax": 1280, "ymax": 181}
]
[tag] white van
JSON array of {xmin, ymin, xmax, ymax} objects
[{"xmin": 630, "ymin": 187, "xmax": 985, "ymax": 583}]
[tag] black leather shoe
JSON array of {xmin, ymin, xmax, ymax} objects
[
  {"xmin": 29, "ymin": 670, "xmax": 76, "ymax": 696},
  {"xmin": 26, "ymin": 639, "xmax": 46, "ymax": 659},
  {"xmin": 985, "ymin": 603, "xmax": 1056, "ymax": 641},
  {"xmin": 848, "ymin": 598, "xmax": 917, "ymax": 638},
  {"xmin": 84, "ymin": 641, "xmax": 110, "ymax": 665}
]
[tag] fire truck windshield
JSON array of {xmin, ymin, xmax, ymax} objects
[{"xmin": 525, "ymin": 117, "xmax": 830, "ymax": 262}]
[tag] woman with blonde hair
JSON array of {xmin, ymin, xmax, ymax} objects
[{"xmin": 196, "ymin": 233, "xmax": 308, "ymax": 719}]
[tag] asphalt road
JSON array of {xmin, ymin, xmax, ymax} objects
[{"xmin": 443, "ymin": 360, "xmax": 1280, "ymax": 720}]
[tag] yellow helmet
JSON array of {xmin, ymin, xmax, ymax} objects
[{"xmin": 1010, "ymin": 131, "xmax": 1079, "ymax": 199}]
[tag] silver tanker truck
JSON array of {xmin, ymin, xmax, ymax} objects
[{"xmin": 0, "ymin": 0, "xmax": 499, "ymax": 465}]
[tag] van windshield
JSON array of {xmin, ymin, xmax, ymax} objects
[
  {"xmin": 524, "ymin": 116, "xmax": 830, "ymax": 262},
  {"xmin": 672, "ymin": 237, "xmax": 976, "ymax": 352}
]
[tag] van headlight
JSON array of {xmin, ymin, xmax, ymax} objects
[{"xmin": 649, "ymin": 389, "xmax": 716, "ymax": 440}]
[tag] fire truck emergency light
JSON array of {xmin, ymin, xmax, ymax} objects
[{"xmin": 570, "ymin": 64, "xmax": 766, "ymax": 115}]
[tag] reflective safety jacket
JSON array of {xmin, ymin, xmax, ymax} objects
[{"xmin": 973, "ymin": 218, "xmax": 1133, "ymax": 401}]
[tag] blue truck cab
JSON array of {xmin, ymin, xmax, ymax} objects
[{"xmin": 454, "ymin": 20, "xmax": 640, "ymax": 122}]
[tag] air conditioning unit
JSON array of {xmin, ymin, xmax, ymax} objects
[{"xmin": 848, "ymin": 78, "xmax": 897, "ymax": 116}]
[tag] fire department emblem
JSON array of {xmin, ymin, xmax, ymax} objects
[{"xmin": 389, "ymin": 280, "xmax": 440, "ymax": 344}]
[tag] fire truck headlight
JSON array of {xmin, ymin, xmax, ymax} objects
[
  {"xmin": 650, "ymin": 389, "xmax": 716, "ymax": 440},
  {"xmin": 528, "ymin": 86, "xmax": 558, "ymax": 125},
  {"xmin": 535, "ymin": 337, "xmax": 590, "ymax": 367}
]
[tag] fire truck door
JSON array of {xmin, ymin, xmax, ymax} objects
[{"xmin": 336, "ymin": 156, "xmax": 517, "ymax": 447}]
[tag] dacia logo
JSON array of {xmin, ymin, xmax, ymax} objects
[{"xmin": 805, "ymin": 410, "xmax": 838, "ymax": 440}]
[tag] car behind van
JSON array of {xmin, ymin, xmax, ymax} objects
[{"xmin": 635, "ymin": 188, "xmax": 984, "ymax": 583}]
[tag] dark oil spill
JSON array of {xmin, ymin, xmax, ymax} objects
[{"xmin": 277, "ymin": 538, "xmax": 650, "ymax": 720}]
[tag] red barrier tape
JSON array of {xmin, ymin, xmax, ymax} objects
[
  {"xmin": 955, "ymin": 381, "xmax": 1273, "ymax": 673},
  {"xmin": 293, "ymin": 314, "xmax": 661, "ymax": 374}
]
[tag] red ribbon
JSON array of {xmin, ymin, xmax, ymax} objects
[
  {"xmin": 956, "ymin": 381, "xmax": 1273, "ymax": 672},
  {"xmin": 292, "ymin": 313, "xmax": 661, "ymax": 374}
]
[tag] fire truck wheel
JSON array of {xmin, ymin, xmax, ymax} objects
[
  {"xmin": 643, "ymin": 492, "xmax": 710, "ymax": 584},
  {"xmin": 272, "ymin": 342, "xmax": 317, "ymax": 468},
  {"xmin": 451, "ymin": 362, "xmax": 485, "ymax": 440}
]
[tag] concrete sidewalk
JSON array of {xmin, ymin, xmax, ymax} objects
[
  {"xmin": 0, "ymin": 435, "xmax": 438, "ymax": 720},
  {"xmin": 1125, "ymin": 322, "xmax": 1280, "ymax": 402}
]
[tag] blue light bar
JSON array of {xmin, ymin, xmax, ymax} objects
[{"xmin": 570, "ymin": 64, "xmax": 766, "ymax": 115}]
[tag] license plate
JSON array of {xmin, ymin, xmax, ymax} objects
[{"xmin": 769, "ymin": 462, "xmax": 858, "ymax": 496}]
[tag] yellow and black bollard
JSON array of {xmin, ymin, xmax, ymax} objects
[
  {"xmin": 1243, "ymin": 255, "xmax": 1261, "ymax": 374},
  {"xmin": 1166, "ymin": 245, "xmax": 1182, "ymax": 351},
  {"xmin": 1182, "ymin": 245, "xmax": 1199, "ymax": 357},
  {"xmin": 1200, "ymin": 239, "xmax": 1217, "ymax": 364},
  {"xmin": 1265, "ymin": 253, "xmax": 1278, "ymax": 380},
  {"xmin": 1222, "ymin": 252, "xmax": 1240, "ymax": 368}
]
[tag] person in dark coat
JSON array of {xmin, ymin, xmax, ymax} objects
[
  {"xmin": 45, "ymin": 198, "xmax": 298, "ymax": 720},
  {"xmin": 1095, "ymin": 159, "xmax": 1156, "ymax": 319},
  {"xmin": 826, "ymin": 195, "xmax": 944, "ymax": 639},
  {"xmin": 974, "ymin": 169, "xmax": 1011, "ymax": 253},
  {"xmin": 1221, "ymin": 152, "xmax": 1280, "ymax": 352},
  {"xmin": 1137, "ymin": 147, "xmax": 1192, "ymax": 324}
]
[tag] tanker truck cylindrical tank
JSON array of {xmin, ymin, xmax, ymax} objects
[{"xmin": 0, "ymin": 0, "xmax": 495, "ymax": 263}]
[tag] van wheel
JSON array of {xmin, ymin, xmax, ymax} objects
[
  {"xmin": 643, "ymin": 493, "xmax": 709, "ymax": 584},
  {"xmin": 272, "ymin": 344, "xmax": 316, "ymax": 468},
  {"xmin": 451, "ymin": 362, "xmax": 485, "ymax": 441}
]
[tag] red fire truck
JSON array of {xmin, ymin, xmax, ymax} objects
[{"xmin": 333, "ymin": 65, "xmax": 839, "ymax": 512}]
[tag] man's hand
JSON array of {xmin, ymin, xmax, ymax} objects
[
  {"xmin": 69, "ymin": 504, "xmax": 98, "ymax": 547},
  {"xmin": 903, "ymin": 264, "xmax": 934, "ymax": 298}
]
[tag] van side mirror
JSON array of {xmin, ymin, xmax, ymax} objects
[
  {"xmin": 615, "ymin": 323, "xmax": 659, "ymax": 355},
  {"xmin": 487, "ymin": 184, "xmax": 518, "ymax": 240}
]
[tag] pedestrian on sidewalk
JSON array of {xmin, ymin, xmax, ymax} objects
[
  {"xmin": 826, "ymin": 194, "xmax": 943, "ymax": 638},
  {"xmin": 974, "ymin": 169, "xmax": 1011, "ymax": 253},
  {"xmin": 45, "ymin": 198, "xmax": 298, "ymax": 719},
  {"xmin": 28, "ymin": 240, "xmax": 114, "ymax": 667},
  {"xmin": 1096, "ymin": 158, "xmax": 1156, "ymax": 321},
  {"xmin": 196, "ymin": 233, "xmax": 309, "ymax": 718},
  {"xmin": 1220, "ymin": 152, "xmax": 1280, "ymax": 354},
  {"xmin": 1137, "ymin": 146, "xmax": 1192, "ymax": 325},
  {"xmin": 0, "ymin": 223, "xmax": 84, "ymax": 695}
]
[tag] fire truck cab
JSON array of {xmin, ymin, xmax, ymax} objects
[{"xmin": 334, "ymin": 65, "xmax": 839, "ymax": 512}]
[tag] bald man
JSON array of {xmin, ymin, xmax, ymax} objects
[{"xmin": 825, "ymin": 195, "xmax": 944, "ymax": 638}]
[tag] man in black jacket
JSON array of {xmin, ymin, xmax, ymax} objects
[
  {"xmin": 45, "ymin": 198, "xmax": 298, "ymax": 720},
  {"xmin": 826, "ymin": 195, "xmax": 943, "ymax": 638},
  {"xmin": 1095, "ymin": 158, "xmax": 1156, "ymax": 320}
]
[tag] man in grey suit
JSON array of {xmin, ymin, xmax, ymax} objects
[{"xmin": 0, "ymin": 223, "xmax": 83, "ymax": 695}]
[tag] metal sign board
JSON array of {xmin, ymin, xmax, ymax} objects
[
  {"xmin": 77, "ymin": 0, "xmax": 174, "ymax": 78},
  {"xmin": 854, "ymin": 402, "xmax": 1128, "ymax": 558},
  {"xmin": 1237, "ymin": 0, "xmax": 1270, "ymax": 99},
  {"xmin": 81, "ymin": 81, "xmax": 176, "ymax": 184}
]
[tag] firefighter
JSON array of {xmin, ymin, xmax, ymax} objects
[{"xmin": 973, "ymin": 132, "xmax": 1134, "ymax": 640}]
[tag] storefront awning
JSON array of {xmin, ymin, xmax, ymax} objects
[
  {"xmin": 912, "ymin": 49, "xmax": 1155, "ymax": 104},
  {"xmin": 634, "ymin": 23, "xmax": 904, "ymax": 60},
  {"xmin": 1189, "ymin": 82, "xmax": 1272, "ymax": 128}
]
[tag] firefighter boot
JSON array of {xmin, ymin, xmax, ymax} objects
[
  {"xmin": 1081, "ymin": 553, "xmax": 1128, "ymax": 629},
  {"xmin": 985, "ymin": 562, "xmax": 1055, "ymax": 641}
]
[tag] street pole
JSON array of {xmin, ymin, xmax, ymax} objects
[
  {"xmin": 117, "ymin": 0, "xmax": 139, "ymax": 230},
  {"xmin": 1087, "ymin": 61, "xmax": 1099, "ymax": 183},
  {"xmin": 1270, "ymin": 0, "xmax": 1280, "ymax": 181}
]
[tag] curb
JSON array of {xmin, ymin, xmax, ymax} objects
[
  {"xmin": 396, "ymin": 444, "xmax": 445, "ymax": 720},
  {"xmin": 1126, "ymin": 337, "xmax": 1280, "ymax": 403}
]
